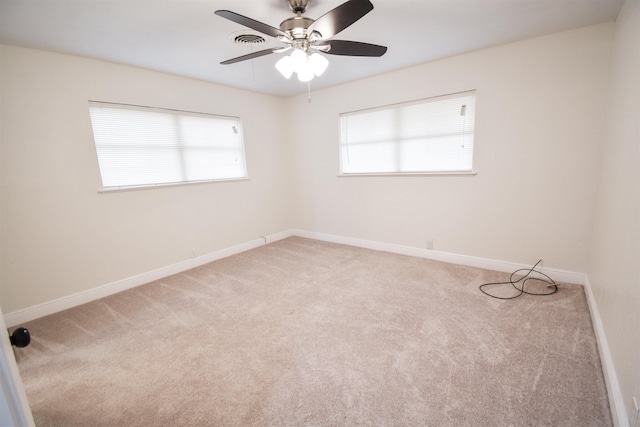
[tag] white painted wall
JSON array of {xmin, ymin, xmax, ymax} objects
[
  {"xmin": 286, "ymin": 23, "xmax": 613, "ymax": 273},
  {"xmin": 0, "ymin": 45, "xmax": 291, "ymax": 313},
  {"xmin": 588, "ymin": 0, "xmax": 640, "ymax": 424}
]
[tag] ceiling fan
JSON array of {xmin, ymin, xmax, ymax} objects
[{"xmin": 215, "ymin": 0, "xmax": 387, "ymax": 82}]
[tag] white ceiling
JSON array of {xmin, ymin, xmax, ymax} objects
[{"xmin": 0, "ymin": 0, "xmax": 623, "ymax": 97}]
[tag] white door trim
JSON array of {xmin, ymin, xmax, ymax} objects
[{"xmin": 0, "ymin": 307, "xmax": 35, "ymax": 426}]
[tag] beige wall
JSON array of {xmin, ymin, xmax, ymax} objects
[
  {"xmin": 589, "ymin": 0, "xmax": 640, "ymax": 422},
  {"xmin": 0, "ymin": 45, "xmax": 291, "ymax": 313},
  {"xmin": 287, "ymin": 23, "xmax": 613, "ymax": 273}
]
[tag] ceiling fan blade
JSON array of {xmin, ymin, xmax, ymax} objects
[
  {"xmin": 322, "ymin": 40, "xmax": 387, "ymax": 57},
  {"xmin": 215, "ymin": 10, "xmax": 288, "ymax": 39},
  {"xmin": 220, "ymin": 48, "xmax": 278, "ymax": 65},
  {"xmin": 308, "ymin": 0, "xmax": 374, "ymax": 40}
]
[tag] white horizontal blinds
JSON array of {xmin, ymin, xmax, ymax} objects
[
  {"xmin": 340, "ymin": 91, "xmax": 476, "ymax": 174},
  {"xmin": 178, "ymin": 115, "xmax": 245, "ymax": 181},
  {"xmin": 89, "ymin": 102, "xmax": 246, "ymax": 189},
  {"xmin": 341, "ymin": 109, "xmax": 398, "ymax": 173}
]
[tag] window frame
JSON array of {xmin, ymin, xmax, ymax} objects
[
  {"xmin": 337, "ymin": 90, "xmax": 477, "ymax": 177},
  {"xmin": 88, "ymin": 101, "xmax": 249, "ymax": 192}
]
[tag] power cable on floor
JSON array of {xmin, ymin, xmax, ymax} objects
[{"xmin": 479, "ymin": 259, "xmax": 558, "ymax": 300}]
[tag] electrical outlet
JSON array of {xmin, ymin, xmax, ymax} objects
[
  {"xmin": 190, "ymin": 249, "xmax": 197, "ymax": 258},
  {"xmin": 426, "ymin": 240, "xmax": 434, "ymax": 250}
]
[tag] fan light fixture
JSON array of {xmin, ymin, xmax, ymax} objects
[{"xmin": 275, "ymin": 49, "xmax": 329, "ymax": 82}]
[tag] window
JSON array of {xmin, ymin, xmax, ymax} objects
[
  {"xmin": 339, "ymin": 90, "xmax": 476, "ymax": 175},
  {"xmin": 89, "ymin": 101, "xmax": 247, "ymax": 190}
]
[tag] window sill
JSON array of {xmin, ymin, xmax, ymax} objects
[
  {"xmin": 337, "ymin": 171, "xmax": 477, "ymax": 178},
  {"xmin": 98, "ymin": 177, "xmax": 250, "ymax": 193}
]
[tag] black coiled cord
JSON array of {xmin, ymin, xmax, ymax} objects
[{"xmin": 479, "ymin": 260, "xmax": 559, "ymax": 300}]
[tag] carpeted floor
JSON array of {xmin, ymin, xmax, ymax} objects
[{"xmin": 12, "ymin": 237, "xmax": 611, "ymax": 426}]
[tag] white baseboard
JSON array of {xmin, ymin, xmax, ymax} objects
[
  {"xmin": 3, "ymin": 230, "xmax": 293, "ymax": 328},
  {"xmin": 583, "ymin": 276, "xmax": 628, "ymax": 427},
  {"xmin": 291, "ymin": 230, "xmax": 585, "ymax": 285}
]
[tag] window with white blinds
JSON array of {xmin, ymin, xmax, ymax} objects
[
  {"xmin": 88, "ymin": 101, "xmax": 247, "ymax": 190},
  {"xmin": 339, "ymin": 91, "xmax": 476, "ymax": 175}
]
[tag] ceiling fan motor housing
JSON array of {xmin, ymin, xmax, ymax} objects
[
  {"xmin": 280, "ymin": 15, "xmax": 324, "ymax": 52},
  {"xmin": 280, "ymin": 16, "xmax": 316, "ymax": 39}
]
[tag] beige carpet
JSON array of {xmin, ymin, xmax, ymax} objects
[{"xmin": 13, "ymin": 237, "xmax": 611, "ymax": 426}]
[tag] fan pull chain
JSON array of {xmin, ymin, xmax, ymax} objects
[{"xmin": 307, "ymin": 81, "xmax": 311, "ymax": 103}]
